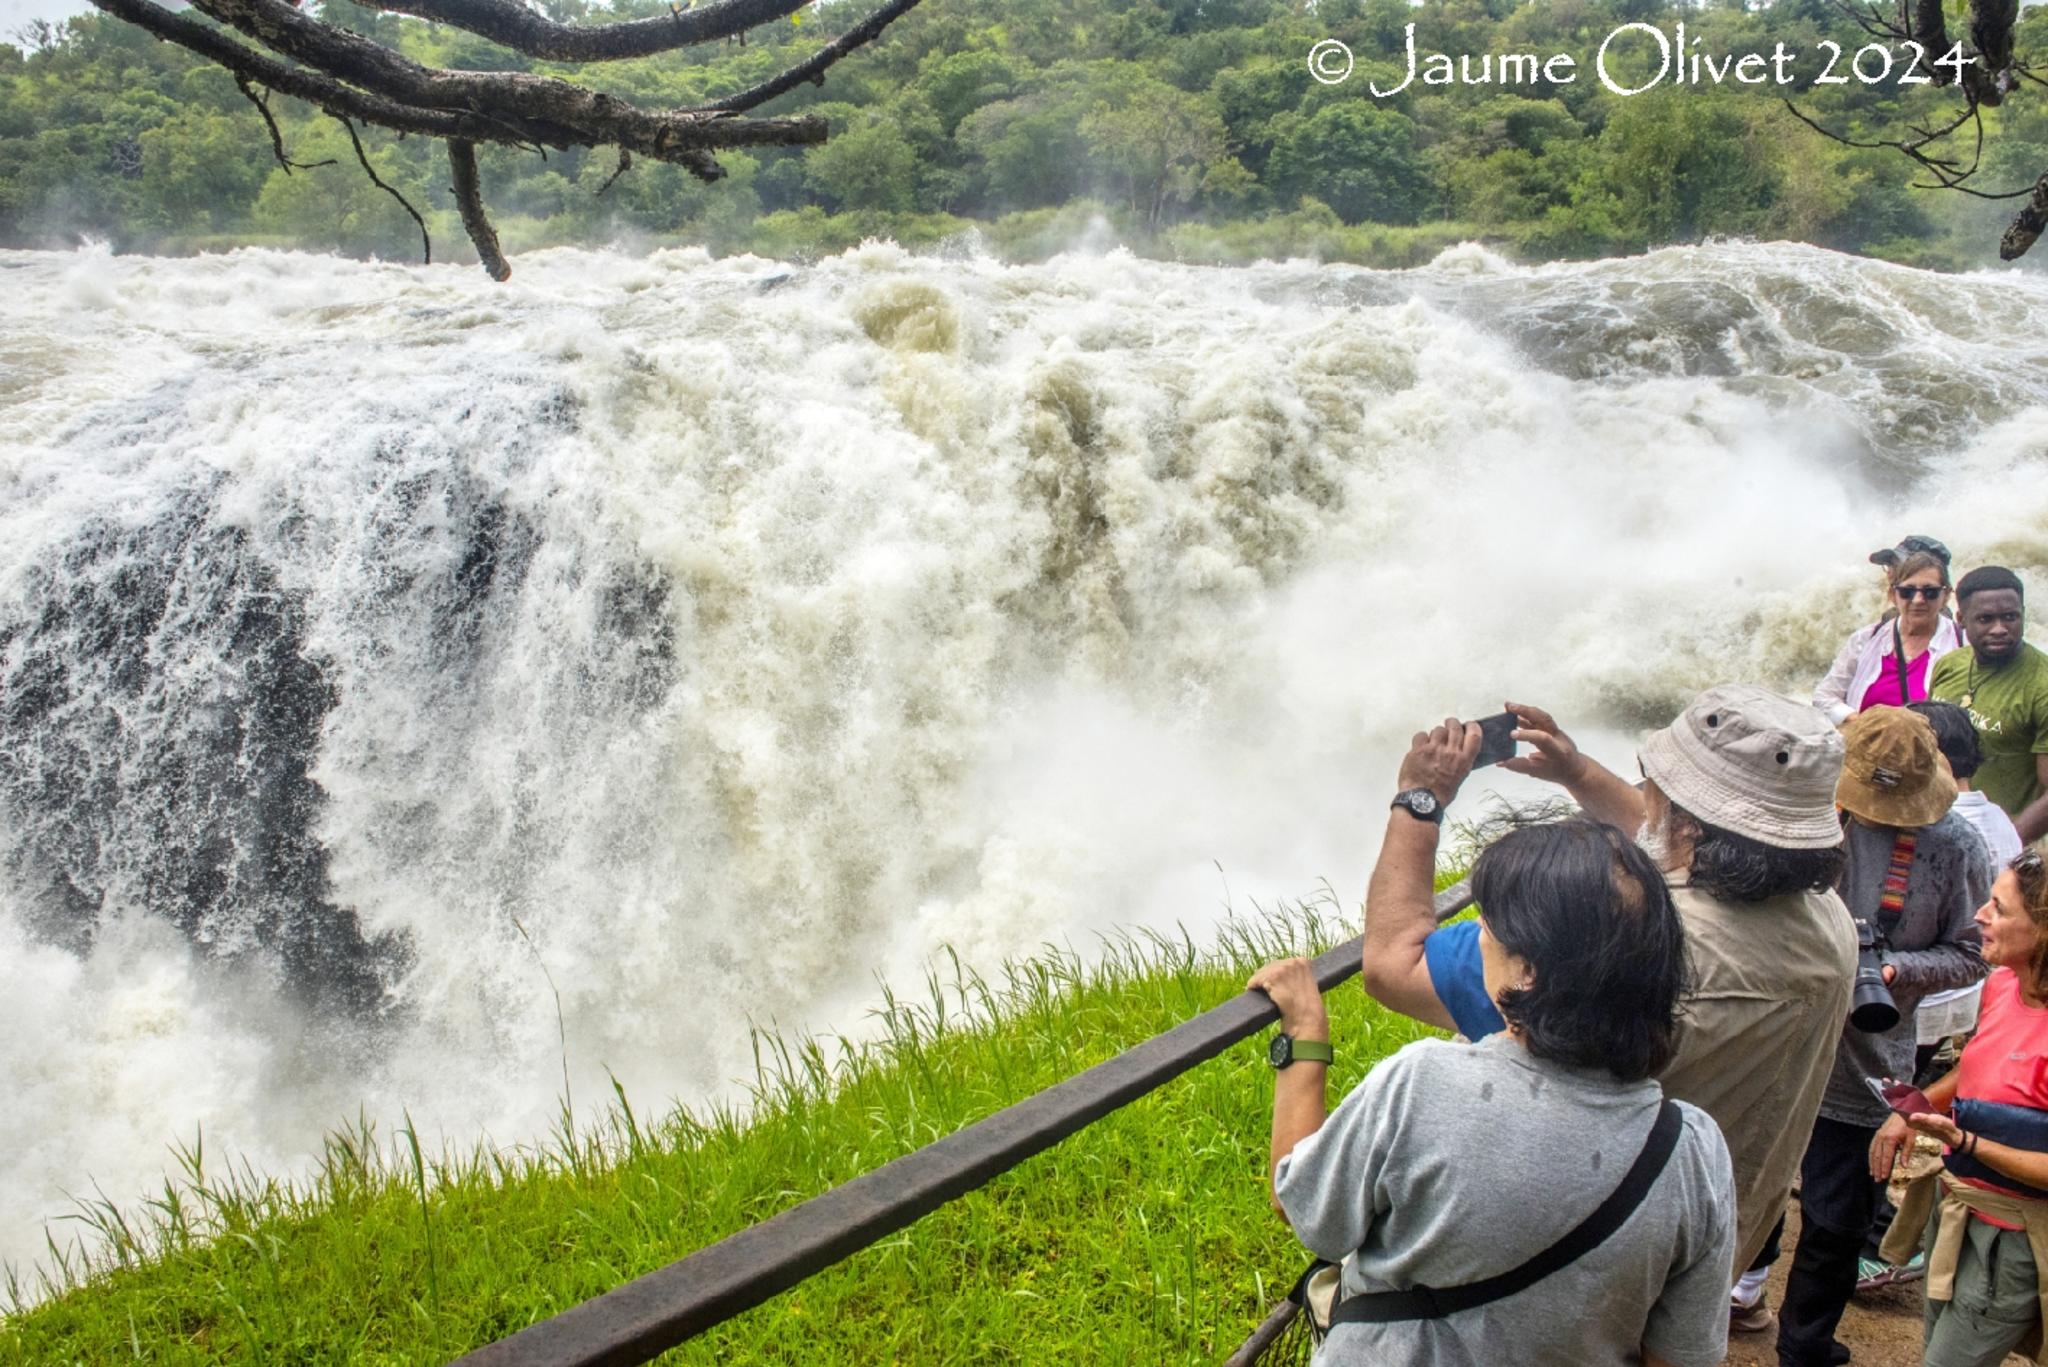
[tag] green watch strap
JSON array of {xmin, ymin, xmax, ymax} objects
[{"xmin": 1290, "ymin": 1039, "xmax": 1333, "ymax": 1065}]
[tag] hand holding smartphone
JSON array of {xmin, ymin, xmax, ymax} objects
[{"xmin": 1473, "ymin": 711, "xmax": 1520, "ymax": 769}]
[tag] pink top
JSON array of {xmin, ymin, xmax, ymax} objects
[
  {"xmin": 1952, "ymin": 969, "xmax": 2048, "ymax": 1228},
  {"xmin": 1856, "ymin": 648, "xmax": 1932, "ymax": 711}
]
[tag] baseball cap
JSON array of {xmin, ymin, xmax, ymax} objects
[{"xmin": 1869, "ymin": 535, "xmax": 1952, "ymax": 569}]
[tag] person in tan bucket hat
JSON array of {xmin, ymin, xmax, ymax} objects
[
  {"xmin": 1767, "ymin": 705, "xmax": 1990, "ymax": 1367},
  {"xmin": 1358, "ymin": 685, "xmax": 1858, "ymax": 1337},
  {"xmin": 1837, "ymin": 705, "xmax": 1960, "ymax": 829}
]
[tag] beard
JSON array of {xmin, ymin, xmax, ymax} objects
[{"xmin": 1635, "ymin": 816, "xmax": 1674, "ymax": 866}]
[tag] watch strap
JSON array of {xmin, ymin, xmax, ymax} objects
[
  {"xmin": 1391, "ymin": 788, "xmax": 1445, "ymax": 823},
  {"xmin": 1289, "ymin": 1038, "xmax": 1334, "ymax": 1065}
]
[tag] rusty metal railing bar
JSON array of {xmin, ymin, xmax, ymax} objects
[
  {"xmin": 454, "ymin": 882, "xmax": 1474, "ymax": 1367},
  {"xmin": 1222, "ymin": 1293, "xmax": 1302, "ymax": 1367}
]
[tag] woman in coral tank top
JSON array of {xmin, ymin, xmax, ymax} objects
[{"xmin": 1871, "ymin": 849, "xmax": 2048, "ymax": 1367}]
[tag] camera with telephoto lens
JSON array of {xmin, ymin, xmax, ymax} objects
[{"xmin": 1849, "ymin": 916, "xmax": 1899, "ymax": 1033}]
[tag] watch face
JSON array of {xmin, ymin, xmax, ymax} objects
[
  {"xmin": 1268, "ymin": 1033, "xmax": 1290, "ymax": 1068},
  {"xmin": 1395, "ymin": 788, "xmax": 1439, "ymax": 816}
]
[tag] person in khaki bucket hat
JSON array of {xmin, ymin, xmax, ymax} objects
[
  {"xmin": 1638, "ymin": 685, "xmax": 1848, "ymax": 850},
  {"xmin": 1770, "ymin": 704, "xmax": 1989, "ymax": 1367}
]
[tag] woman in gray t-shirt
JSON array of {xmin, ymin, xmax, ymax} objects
[{"xmin": 1253, "ymin": 818, "xmax": 1735, "ymax": 1367}]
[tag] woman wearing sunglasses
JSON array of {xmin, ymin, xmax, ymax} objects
[
  {"xmin": 1869, "ymin": 849, "xmax": 2048, "ymax": 1367},
  {"xmin": 1814, "ymin": 538, "xmax": 1963, "ymax": 724}
]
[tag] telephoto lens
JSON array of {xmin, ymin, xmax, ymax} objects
[{"xmin": 1849, "ymin": 935, "xmax": 1899, "ymax": 1033}]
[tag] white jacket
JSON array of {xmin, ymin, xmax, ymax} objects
[{"xmin": 1812, "ymin": 616, "xmax": 1964, "ymax": 724}]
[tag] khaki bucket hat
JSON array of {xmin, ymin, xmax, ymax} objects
[
  {"xmin": 1639, "ymin": 685, "xmax": 1845, "ymax": 849},
  {"xmin": 1837, "ymin": 706, "xmax": 1957, "ymax": 829}
]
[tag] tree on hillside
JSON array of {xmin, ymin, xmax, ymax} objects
[
  {"xmin": 84, "ymin": 0, "xmax": 928, "ymax": 277},
  {"xmin": 1265, "ymin": 101, "xmax": 1433, "ymax": 226},
  {"xmin": 1787, "ymin": 0, "xmax": 2047, "ymax": 259},
  {"xmin": 1080, "ymin": 78, "xmax": 1226, "ymax": 227}
]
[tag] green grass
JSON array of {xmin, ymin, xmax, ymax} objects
[{"xmin": 1, "ymin": 886, "xmax": 1455, "ymax": 1365}]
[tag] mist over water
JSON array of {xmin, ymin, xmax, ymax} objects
[{"xmin": 2, "ymin": 239, "xmax": 2045, "ymax": 1281}]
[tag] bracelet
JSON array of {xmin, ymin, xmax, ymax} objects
[{"xmin": 1963, "ymin": 1131, "xmax": 1979, "ymax": 1157}]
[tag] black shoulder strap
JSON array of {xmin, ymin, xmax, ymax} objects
[
  {"xmin": 1329, "ymin": 1099, "xmax": 1684, "ymax": 1326},
  {"xmin": 1894, "ymin": 618, "xmax": 1913, "ymax": 703}
]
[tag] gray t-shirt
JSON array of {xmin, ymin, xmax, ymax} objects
[
  {"xmin": 1821, "ymin": 811, "xmax": 1989, "ymax": 1128},
  {"xmin": 1274, "ymin": 1034, "xmax": 1734, "ymax": 1367}
]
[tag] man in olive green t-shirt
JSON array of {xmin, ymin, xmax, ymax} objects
[{"xmin": 1929, "ymin": 565, "xmax": 2048, "ymax": 843}]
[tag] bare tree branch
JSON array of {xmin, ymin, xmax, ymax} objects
[
  {"xmin": 186, "ymin": 0, "xmax": 827, "ymax": 162},
  {"xmin": 1822, "ymin": 0, "xmax": 1903, "ymax": 46},
  {"xmin": 595, "ymin": 147, "xmax": 632, "ymax": 198},
  {"xmin": 704, "ymin": 0, "xmax": 925, "ymax": 113},
  {"xmin": 235, "ymin": 73, "xmax": 335, "ymax": 172},
  {"xmin": 338, "ymin": 114, "xmax": 430, "ymax": 263},
  {"xmin": 88, "ymin": 0, "xmax": 917, "ymax": 278},
  {"xmin": 1910, "ymin": 0, "xmax": 1957, "ymax": 84},
  {"xmin": 2001, "ymin": 174, "xmax": 2048, "ymax": 260},
  {"xmin": 360, "ymin": 0, "xmax": 809, "ymax": 63},
  {"xmin": 91, "ymin": 0, "xmax": 578, "ymax": 152},
  {"xmin": 448, "ymin": 139, "xmax": 510, "ymax": 280}
]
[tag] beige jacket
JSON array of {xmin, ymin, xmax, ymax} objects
[
  {"xmin": 1657, "ymin": 875, "xmax": 1858, "ymax": 1273},
  {"xmin": 1883, "ymin": 1170, "xmax": 2048, "ymax": 1363}
]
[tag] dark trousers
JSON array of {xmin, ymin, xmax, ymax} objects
[
  {"xmin": 1752, "ymin": 1213, "xmax": 1784, "ymax": 1272},
  {"xmin": 1779, "ymin": 1116, "xmax": 1885, "ymax": 1367}
]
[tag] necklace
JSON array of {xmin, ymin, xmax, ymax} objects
[{"xmin": 1963, "ymin": 655, "xmax": 1986, "ymax": 709}]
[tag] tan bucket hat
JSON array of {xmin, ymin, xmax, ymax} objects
[
  {"xmin": 1836, "ymin": 706, "xmax": 1957, "ymax": 828},
  {"xmin": 1639, "ymin": 685, "xmax": 1845, "ymax": 849}
]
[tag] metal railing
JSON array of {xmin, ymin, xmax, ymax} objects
[{"xmin": 454, "ymin": 883, "xmax": 1475, "ymax": 1367}]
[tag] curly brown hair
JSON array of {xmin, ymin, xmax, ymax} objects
[{"xmin": 2014, "ymin": 850, "xmax": 2048, "ymax": 997}]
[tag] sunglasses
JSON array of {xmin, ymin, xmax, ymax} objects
[{"xmin": 1895, "ymin": 584, "xmax": 1947, "ymax": 602}]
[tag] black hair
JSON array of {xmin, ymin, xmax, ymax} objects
[
  {"xmin": 1907, "ymin": 699, "xmax": 1984, "ymax": 780},
  {"xmin": 1471, "ymin": 819, "xmax": 1692, "ymax": 1083},
  {"xmin": 1956, "ymin": 566, "xmax": 2024, "ymax": 605},
  {"xmin": 1681, "ymin": 812, "xmax": 1846, "ymax": 903}
]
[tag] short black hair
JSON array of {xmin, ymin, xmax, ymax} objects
[
  {"xmin": 1471, "ymin": 819, "xmax": 1691, "ymax": 1083},
  {"xmin": 1682, "ymin": 812, "xmax": 1845, "ymax": 902},
  {"xmin": 1908, "ymin": 699, "xmax": 1984, "ymax": 780},
  {"xmin": 1956, "ymin": 566, "xmax": 2024, "ymax": 605}
]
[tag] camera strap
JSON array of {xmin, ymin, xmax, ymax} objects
[
  {"xmin": 1326, "ymin": 1100, "xmax": 1682, "ymax": 1326},
  {"xmin": 1876, "ymin": 829, "xmax": 1918, "ymax": 938},
  {"xmin": 1893, "ymin": 619, "xmax": 1913, "ymax": 703}
]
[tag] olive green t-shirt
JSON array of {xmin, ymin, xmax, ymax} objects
[{"xmin": 1929, "ymin": 642, "xmax": 2048, "ymax": 822}]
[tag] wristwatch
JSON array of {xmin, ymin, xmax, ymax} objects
[
  {"xmin": 1268, "ymin": 1033, "xmax": 1335, "ymax": 1069},
  {"xmin": 1391, "ymin": 787, "xmax": 1444, "ymax": 823}
]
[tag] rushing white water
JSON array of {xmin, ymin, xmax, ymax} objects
[{"xmin": 2, "ymin": 238, "xmax": 2046, "ymax": 1283}]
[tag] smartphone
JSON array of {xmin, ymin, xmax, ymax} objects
[
  {"xmin": 1864, "ymin": 1076, "xmax": 1934, "ymax": 1118},
  {"xmin": 1473, "ymin": 711, "xmax": 1520, "ymax": 769}
]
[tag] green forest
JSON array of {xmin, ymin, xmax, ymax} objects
[{"xmin": 3, "ymin": 0, "xmax": 2047, "ymax": 269}]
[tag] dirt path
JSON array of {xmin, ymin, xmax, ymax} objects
[{"xmin": 1722, "ymin": 1201, "xmax": 2029, "ymax": 1367}]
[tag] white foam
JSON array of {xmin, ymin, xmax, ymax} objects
[{"xmin": 1, "ymin": 240, "xmax": 2045, "ymax": 1283}]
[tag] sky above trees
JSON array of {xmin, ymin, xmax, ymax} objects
[{"xmin": 5, "ymin": 0, "xmax": 93, "ymax": 36}]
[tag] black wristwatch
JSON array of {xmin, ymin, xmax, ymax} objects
[
  {"xmin": 1391, "ymin": 787, "xmax": 1444, "ymax": 823},
  {"xmin": 1268, "ymin": 1033, "xmax": 1335, "ymax": 1069}
]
